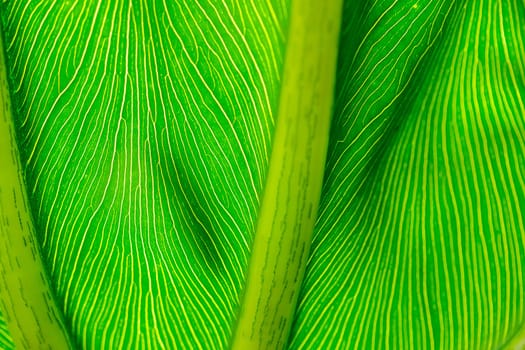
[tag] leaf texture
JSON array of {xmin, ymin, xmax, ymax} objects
[
  {"xmin": 0, "ymin": 0, "xmax": 288, "ymax": 348},
  {"xmin": 0, "ymin": 0, "xmax": 524, "ymax": 349},
  {"xmin": 0, "ymin": 312, "xmax": 13, "ymax": 350},
  {"xmin": 290, "ymin": 0, "xmax": 525, "ymax": 348}
]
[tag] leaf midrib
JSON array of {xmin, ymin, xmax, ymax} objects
[{"xmin": 230, "ymin": 0, "xmax": 343, "ymax": 348}]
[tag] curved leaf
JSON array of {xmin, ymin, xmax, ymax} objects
[
  {"xmin": 1, "ymin": 0, "xmax": 289, "ymax": 348},
  {"xmin": 290, "ymin": 1, "xmax": 525, "ymax": 348}
]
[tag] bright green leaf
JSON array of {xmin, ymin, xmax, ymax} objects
[{"xmin": 0, "ymin": 0, "xmax": 524, "ymax": 349}]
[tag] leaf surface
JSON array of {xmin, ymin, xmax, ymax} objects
[
  {"xmin": 0, "ymin": 0, "xmax": 524, "ymax": 349},
  {"xmin": 290, "ymin": 1, "xmax": 525, "ymax": 348},
  {"xmin": 0, "ymin": 0, "xmax": 289, "ymax": 348}
]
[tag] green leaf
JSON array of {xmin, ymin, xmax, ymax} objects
[
  {"xmin": 0, "ymin": 0, "xmax": 524, "ymax": 349},
  {"xmin": 290, "ymin": 1, "xmax": 525, "ymax": 348}
]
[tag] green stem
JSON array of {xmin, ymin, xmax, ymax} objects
[
  {"xmin": 0, "ymin": 32, "xmax": 73, "ymax": 349},
  {"xmin": 230, "ymin": 0, "xmax": 343, "ymax": 348}
]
